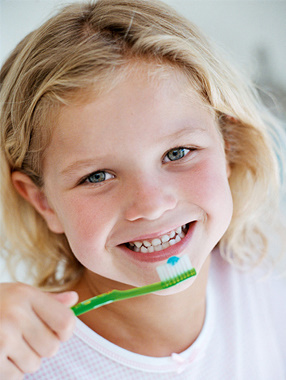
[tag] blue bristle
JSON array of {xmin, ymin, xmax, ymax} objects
[{"xmin": 167, "ymin": 256, "xmax": 180, "ymax": 266}]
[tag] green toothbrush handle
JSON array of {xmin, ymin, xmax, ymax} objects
[
  {"xmin": 71, "ymin": 281, "xmax": 164, "ymax": 316},
  {"xmin": 71, "ymin": 267, "xmax": 196, "ymax": 316}
]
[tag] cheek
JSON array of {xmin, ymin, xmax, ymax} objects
[
  {"xmin": 181, "ymin": 156, "xmax": 233, "ymax": 221},
  {"xmin": 56, "ymin": 195, "xmax": 116, "ymax": 258}
]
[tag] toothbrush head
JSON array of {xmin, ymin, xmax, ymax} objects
[{"xmin": 156, "ymin": 255, "xmax": 196, "ymax": 287}]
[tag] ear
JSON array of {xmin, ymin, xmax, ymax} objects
[
  {"xmin": 226, "ymin": 161, "xmax": 231, "ymax": 178},
  {"xmin": 11, "ymin": 171, "xmax": 65, "ymax": 234},
  {"xmin": 224, "ymin": 141, "xmax": 232, "ymax": 178}
]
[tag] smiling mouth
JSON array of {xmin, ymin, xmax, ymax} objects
[{"xmin": 125, "ymin": 224, "xmax": 189, "ymax": 254}]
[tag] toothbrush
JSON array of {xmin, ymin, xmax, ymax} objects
[{"xmin": 72, "ymin": 255, "xmax": 196, "ymax": 316}]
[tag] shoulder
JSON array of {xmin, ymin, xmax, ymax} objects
[
  {"xmin": 209, "ymin": 248, "xmax": 286, "ymax": 361},
  {"xmin": 210, "ymin": 247, "xmax": 286, "ymax": 311}
]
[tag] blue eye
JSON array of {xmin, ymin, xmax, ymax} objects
[
  {"xmin": 164, "ymin": 147, "xmax": 191, "ymax": 162},
  {"xmin": 84, "ymin": 171, "xmax": 114, "ymax": 184}
]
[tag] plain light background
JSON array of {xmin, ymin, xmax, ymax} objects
[{"xmin": 1, "ymin": 0, "xmax": 286, "ymax": 282}]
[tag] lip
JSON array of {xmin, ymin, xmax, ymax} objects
[
  {"xmin": 119, "ymin": 221, "xmax": 196, "ymax": 263},
  {"xmin": 123, "ymin": 224, "xmax": 188, "ymax": 243}
]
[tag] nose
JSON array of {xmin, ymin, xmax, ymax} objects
[{"xmin": 124, "ymin": 177, "xmax": 177, "ymax": 222}]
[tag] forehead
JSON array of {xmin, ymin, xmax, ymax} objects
[
  {"xmin": 45, "ymin": 62, "xmax": 216, "ymax": 154},
  {"xmin": 41, "ymin": 61, "xmax": 223, "ymax": 182},
  {"xmin": 59, "ymin": 59, "xmax": 211, "ymax": 108},
  {"xmin": 58, "ymin": 60, "xmax": 213, "ymax": 121}
]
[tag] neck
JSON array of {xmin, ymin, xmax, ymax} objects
[{"xmin": 73, "ymin": 255, "xmax": 211, "ymax": 357}]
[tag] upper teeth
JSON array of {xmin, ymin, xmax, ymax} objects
[{"xmin": 128, "ymin": 225, "xmax": 187, "ymax": 253}]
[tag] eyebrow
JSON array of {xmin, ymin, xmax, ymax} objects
[
  {"xmin": 164, "ymin": 125, "xmax": 207, "ymax": 141},
  {"xmin": 60, "ymin": 158, "xmax": 109, "ymax": 178},
  {"xmin": 60, "ymin": 125, "xmax": 207, "ymax": 177}
]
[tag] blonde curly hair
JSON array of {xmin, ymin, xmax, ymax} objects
[{"xmin": 1, "ymin": 0, "xmax": 285, "ymax": 290}]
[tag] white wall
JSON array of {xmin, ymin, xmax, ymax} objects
[
  {"xmin": 1, "ymin": 0, "xmax": 286, "ymax": 90},
  {"xmin": 1, "ymin": 0, "xmax": 285, "ymax": 282}
]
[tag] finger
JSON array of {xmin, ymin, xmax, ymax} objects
[
  {"xmin": 8, "ymin": 337, "xmax": 42, "ymax": 375},
  {"xmin": 49, "ymin": 291, "xmax": 79, "ymax": 307},
  {"xmin": 22, "ymin": 314, "xmax": 61, "ymax": 358},
  {"xmin": 32, "ymin": 292, "xmax": 76, "ymax": 341},
  {"xmin": 0, "ymin": 299, "xmax": 60, "ymax": 358},
  {"xmin": 0, "ymin": 357, "xmax": 24, "ymax": 380}
]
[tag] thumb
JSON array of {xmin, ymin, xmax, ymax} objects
[{"xmin": 49, "ymin": 291, "xmax": 79, "ymax": 307}]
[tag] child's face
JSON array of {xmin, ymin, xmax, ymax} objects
[{"xmin": 40, "ymin": 64, "xmax": 233, "ymax": 289}]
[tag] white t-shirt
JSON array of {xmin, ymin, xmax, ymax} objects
[{"xmin": 25, "ymin": 250, "xmax": 286, "ymax": 379}]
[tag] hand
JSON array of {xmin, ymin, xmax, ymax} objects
[{"xmin": 0, "ymin": 282, "xmax": 78, "ymax": 379}]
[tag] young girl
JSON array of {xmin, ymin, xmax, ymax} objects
[{"xmin": 0, "ymin": 0, "xmax": 285, "ymax": 378}]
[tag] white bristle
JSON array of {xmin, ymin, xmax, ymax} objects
[
  {"xmin": 156, "ymin": 255, "xmax": 193, "ymax": 282},
  {"xmin": 156, "ymin": 266, "xmax": 167, "ymax": 281}
]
